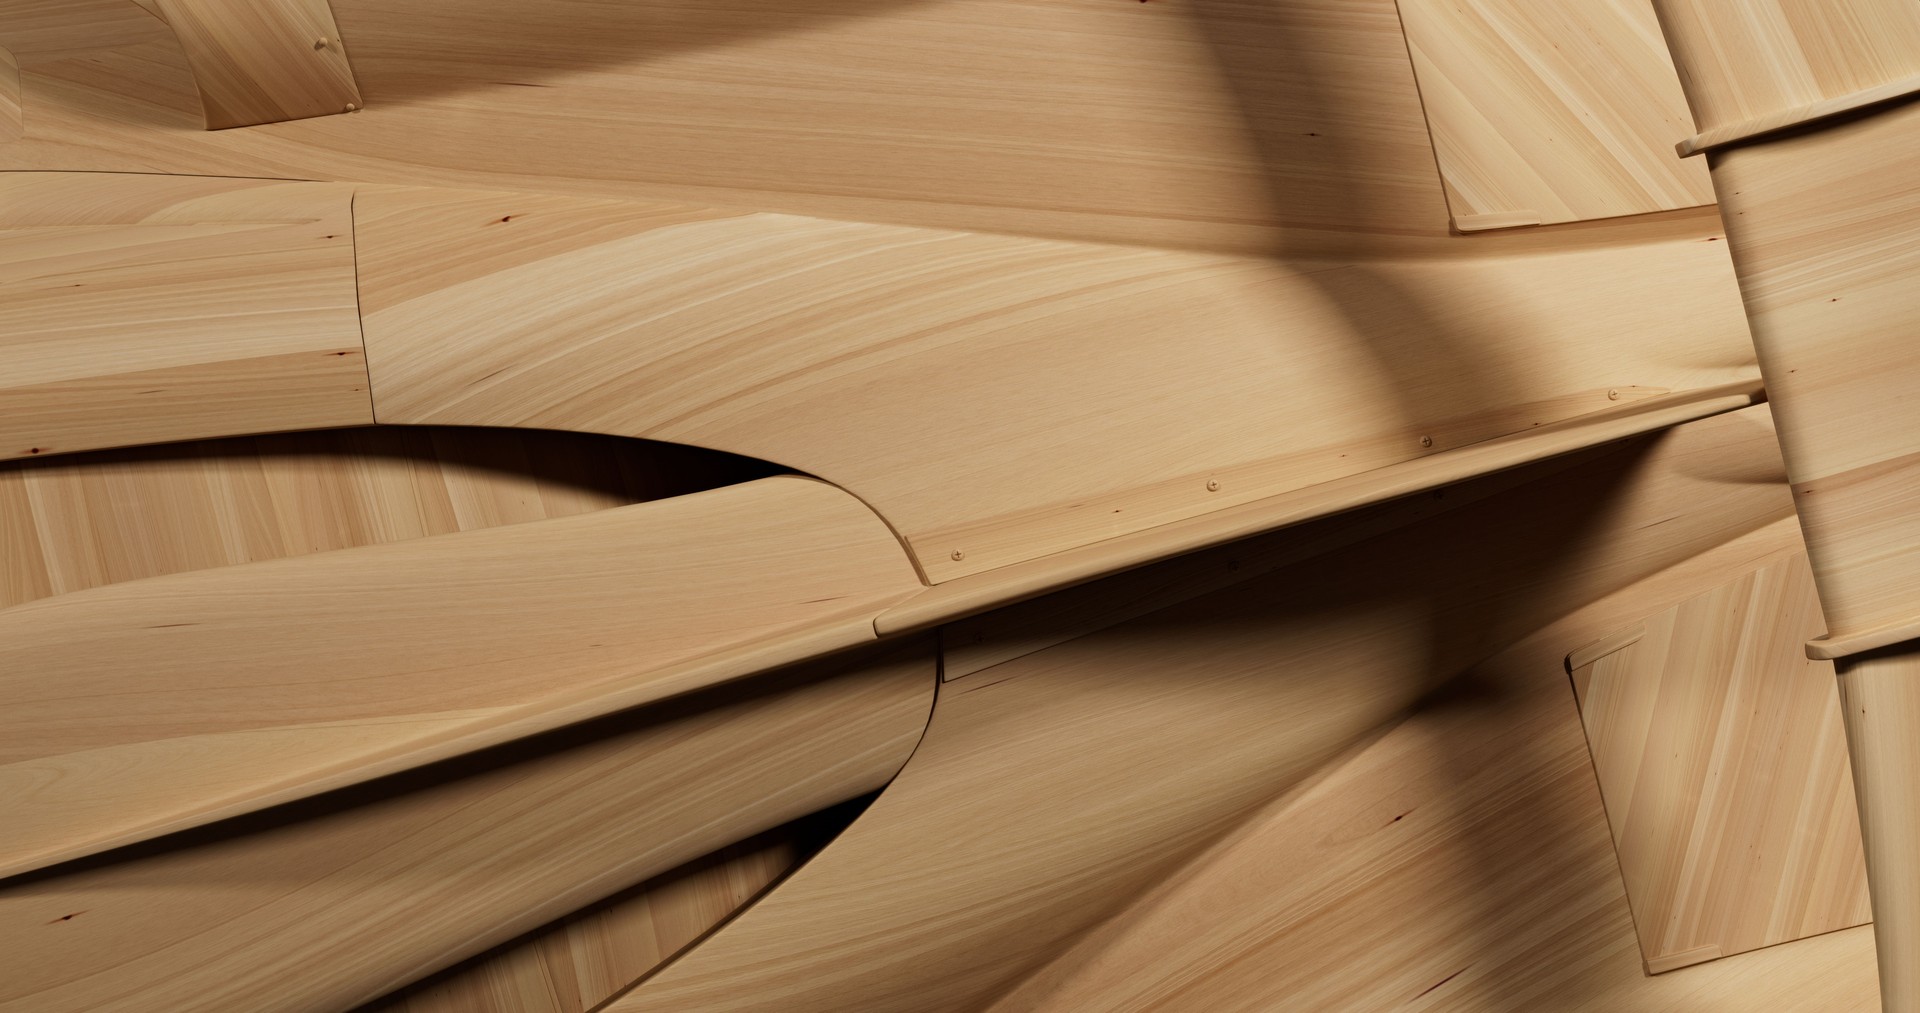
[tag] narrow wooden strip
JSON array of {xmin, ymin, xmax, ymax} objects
[
  {"xmin": 1807, "ymin": 617, "xmax": 1920, "ymax": 662},
  {"xmin": 0, "ymin": 45, "xmax": 19, "ymax": 141},
  {"xmin": 1646, "ymin": 945, "xmax": 1728, "ymax": 974},
  {"xmin": 1677, "ymin": 72, "xmax": 1920, "ymax": 156},
  {"xmin": 1565, "ymin": 621, "xmax": 1646, "ymax": 673},
  {"xmin": 0, "ymin": 643, "xmax": 935, "ymax": 1013},
  {"xmin": 877, "ymin": 381, "xmax": 1762, "ymax": 635},
  {"xmin": 0, "ymin": 475, "xmax": 922, "ymax": 879},
  {"xmin": 1451, "ymin": 210, "xmax": 1544, "ymax": 233}
]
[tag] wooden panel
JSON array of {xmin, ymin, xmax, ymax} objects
[
  {"xmin": 0, "ymin": 172, "xmax": 371, "ymax": 460},
  {"xmin": 0, "ymin": 474, "xmax": 922, "ymax": 878},
  {"xmin": 1701, "ymin": 101, "xmax": 1920, "ymax": 648},
  {"xmin": 357, "ymin": 184, "xmax": 1757, "ymax": 584},
  {"xmin": 991, "ymin": 518, "xmax": 1876, "ymax": 1012},
  {"xmin": 620, "ymin": 404, "xmax": 1798, "ymax": 1012},
  {"xmin": 1655, "ymin": 0, "xmax": 1920, "ymax": 137},
  {"xmin": 363, "ymin": 807, "xmax": 854, "ymax": 1013},
  {"xmin": 1398, "ymin": 0, "xmax": 1713, "ymax": 230},
  {"xmin": 1569, "ymin": 552, "xmax": 1870, "ymax": 972},
  {"xmin": 0, "ymin": 45, "xmax": 18, "ymax": 141},
  {"xmin": 0, "ymin": 0, "xmax": 1680, "ymax": 255},
  {"xmin": 152, "ymin": 0, "xmax": 360, "ymax": 128},
  {"xmin": 1834, "ymin": 649, "xmax": 1920, "ymax": 1009},
  {"xmin": 0, "ymin": 642, "xmax": 935, "ymax": 1013},
  {"xmin": 0, "ymin": 426, "xmax": 775, "ymax": 611}
]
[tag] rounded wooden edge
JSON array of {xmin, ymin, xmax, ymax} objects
[
  {"xmin": 1808, "ymin": 618, "xmax": 1920, "ymax": 662},
  {"xmin": 1677, "ymin": 72, "xmax": 1920, "ymax": 157}
]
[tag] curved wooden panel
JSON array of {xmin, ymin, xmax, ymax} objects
[
  {"xmin": 357, "ymin": 185, "xmax": 1757, "ymax": 584},
  {"xmin": 0, "ymin": 641, "xmax": 935, "ymax": 1013},
  {"xmin": 616, "ymin": 405, "xmax": 1795, "ymax": 1012},
  {"xmin": 0, "ymin": 474, "xmax": 922, "ymax": 878},
  {"xmin": 0, "ymin": 172, "xmax": 371, "ymax": 461},
  {"xmin": 151, "ymin": 0, "xmax": 361, "ymax": 129}
]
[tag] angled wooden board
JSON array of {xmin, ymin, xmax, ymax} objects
[
  {"xmin": 0, "ymin": 642, "xmax": 935, "ymax": 1013},
  {"xmin": 152, "ymin": 0, "xmax": 361, "ymax": 128},
  {"xmin": 0, "ymin": 474, "xmax": 923, "ymax": 877},
  {"xmin": 1397, "ymin": 0, "xmax": 1714, "ymax": 230},
  {"xmin": 356, "ymin": 184, "xmax": 1758, "ymax": 584},
  {"xmin": 1569, "ymin": 552, "xmax": 1870, "ymax": 973},
  {"xmin": 0, "ymin": 172, "xmax": 372, "ymax": 460}
]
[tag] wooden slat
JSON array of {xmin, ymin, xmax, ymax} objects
[
  {"xmin": 0, "ymin": 172, "xmax": 372, "ymax": 460},
  {"xmin": 356, "ymin": 184, "xmax": 1758, "ymax": 585},
  {"xmin": 0, "ymin": 474, "xmax": 922, "ymax": 878},
  {"xmin": 618, "ymin": 404, "xmax": 1799, "ymax": 1012},
  {"xmin": 1397, "ymin": 0, "xmax": 1713, "ymax": 229},
  {"xmin": 1569, "ymin": 552, "xmax": 1870, "ymax": 972},
  {"xmin": 151, "ymin": 0, "xmax": 360, "ymax": 128},
  {"xmin": 1835, "ymin": 650, "xmax": 1920, "ymax": 1011},
  {"xmin": 0, "ymin": 45, "xmax": 18, "ymax": 141},
  {"xmin": 0, "ymin": 642, "xmax": 935, "ymax": 1013}
]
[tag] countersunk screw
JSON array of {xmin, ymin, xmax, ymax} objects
[
  {"xmin": 1419, "ymin": 435, "xmax": 1433, "ymax": 448},
  {"xmin": 950, "ymin": 549, "xmax": 965, "ymax": 561}
]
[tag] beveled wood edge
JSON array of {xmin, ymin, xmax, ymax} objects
[
  {"xmin": 1807, "ymin": 618, "xmax": 1920, "ymax": 661},
  {"xmin": 1451, "ymin": 210, "xmax": 1545, "ymax": 233},
  {"xmin": 876, "ymin": 380, "xmax": 1765, "ymax": 636},
  {"xmin": 1676, "ymin": 72, "xmax": 1920, "ymax": 157},
  {"xmin": 1566, "ymin": 621, "xmax": 1648, "ymax": 673},
  {"xmin": 1645, "ymin": 943, "xmax": 1726, "ymax": 974}
]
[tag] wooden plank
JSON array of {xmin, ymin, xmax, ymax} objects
[
  {"xmin": 619, "ymin": 404, "xmax": 1800, "ymax": 1012},
  {"xmin": 0, "ymin": 45, "xmax": 18, "ymax": 141},
  {"xmin": 151, "ymin": 0, "xmax": 360, "ymax": 128},
  {"xmin": 0, "ymin": 474, "xmax": 922, "ymax": 878},
  {"xmin": 1835, "ymin": 650, "xmax": 1920, "ymax": 1011},
  {"xmin": 0, "ymin": 641, "xmax": 935, "ymax": 1013},
  {"xmin": 0, "ymin": 172, "xmax": 372, "ymax": 460},
  {"xmin": 1397, "ymin": 0, "xmax": 1713, "ymax": 228},
  {"xmin": 356, "ymin": 184, "xmax": 1758, "ymax": 585},
  {"xmin": 1569, "ymin": 552, "xmax": 1870, "ymax": 972}
]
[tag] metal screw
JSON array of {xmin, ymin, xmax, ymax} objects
[
  {"xmin": 950, "ymin": 549, "xmax": 965, "ymax": 561},
  {"xmin": 1205, "ymin": 479, "xmax": 1220, "ymax": 492},
  {"xmin": 1607, "ymin": 388, "xmax": 1621, "ymax": 400},
  {"xmin": 1419, "ymin": 435, "xmax": 1433, "ymax": 448}
]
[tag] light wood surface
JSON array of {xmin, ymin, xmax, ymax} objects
[
  {"xmin": 993, "ymin": 518, "xmax": 1876, "ymax": 1013},
  {"xmin": 1570, "ymin": 552, "xmax": 1869, "ymax": 972},
  {"xmin": 0, "ymin": 172, "xmax": 371, "ymax": 461},
  {"xmin": 151, "ymin": 0, "xmax": 361, "ymax": 129},
  {"xmin": 0, "ymin": 45, "xmax": 18, "ymax": 141},
  {"xmin": 1397, "ymin": 0, "xmax": 1713, "ymax": 230},
  {"xmin": 1676, "ymin": 71, "xmax": 1920, "ymax": 156},
  {"xmin": 0, "ymin": 474, "xmax": 921, "ymax": 878},
  {"xmin": 356, "ymin": 184, "xmax": 1757, "ymax": 585},
  {"xmin": 619, "ymin": 404, "xmax": 1800, "ymax": 1012},
  {"xmin": 1837, "ymin": 650, "xmax": 1920, "ymax": 1013},
  {"xmin": 1655, "ymin": 0, "xmax": 1920, "ymax": 138},
  {"xmin": 0, "ymin": 642, "xmax": 935, "ymax": 1013},
  {"xmin": 363, "ymin": 808, "xmax": 853, "ymax": 1013}
]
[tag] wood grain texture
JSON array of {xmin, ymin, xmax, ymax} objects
[
  {"xmin": 362, "ymin": 807, "xmax": 855, "ymax": 1013},
  {"xmin": 1397, "ymin": 0, "xmax": 1713, "ymax": 229},
  {"xmin": 0, "ymin": 642, "xmax": 935, "ymax": 1013},
  {"xmin": 0, "ymin": 45, "xmax": 18, "ymax": 141},
  {"xmin": 617, "ymin": 404, "xmax": 1800, "ymax": 1012},
  {"xmin": 1836, "ymin": 650, "xmax": 1920, "ymax": 1013},
  {"xmin": 151, "ymin": 0, "xmax": 360, "ymax": 128},
  {"xmin": 992, "ymin": 519, "xmax": 1876, "ymax": 1013},
  {"xmin": 1654, "ymin": 0, "xmax": 1920, "ymax": 137},
  {"xmin": 0, "ymin": 474, "xmax": 921, "ymax": 878},
  {"xmin": 1570, "ymin": 552, "xmax": 1870, "ymax": 972},
  {"xmin": 356, "ymin": 184, "xmax": 1757, "ymax": 584},
  {"xmin": 0, "ymin": 172, "xmax": 372, "ymax": 460},
  {"xmin": 0, "ymin": 426, "xmax": 775, "ymax": 611},
  {"xmin": 2, "ymin": 0, "xmax": 1715, "ymax": 255}
]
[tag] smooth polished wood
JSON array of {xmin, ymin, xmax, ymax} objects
[
  {"xmin": 1677, "ymin": 72, "xmax": 1920, "ymax": 156},
  {"xmin": 0, "ymin": 643, "xmax": 935, "ymax": 1013},
  {"xmin": 151, "ymin": 0, "xmax": 361, "ymax": 128},
  {"xmin": 0, "ymin": 172, "xmax": 371, "ymax": 461},
  {"xmin": 619, "ymin": 404, "xmax": 1798, "ymax": 1012},
  {"xmin": 0, "ymin": 474, "xmax": 921, "ymax": 878},
  {"xmin": 1398, "ymin": 0, "xmax": 1712, "ymax": 229},
  {"xmin": 357, "ymin": 184, "xmax": 1758, "ymax": 585},
  {"xmin": 994, "ymin": 519, "xmax": 1876, "ymax": 1012},
  {"xmin": 1837, "ymin": 651, "xmax": 1920, "ymax": 1013},
  {"xmin": 1570, "ymin": 552, "xmax": 1869, "ymax": 972},
  {"xmin": 0, "ymin": 45, "xmax": 18, "ymax": 141}
]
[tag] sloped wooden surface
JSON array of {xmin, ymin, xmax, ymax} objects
[
  {"xmin": 152, "ymin": 0, "xmax": 361, "ymax": 128},
  {"xmin": 0, "ymin": 644, "xmax": 934, "ymax": 1013},
  {"xmin": 1398, "ymin": 0, "xmax": 1712, "ymax": 229},
  {"xmin": 0, "ymin": 474, "xmax": 922, "ymax": 877},
  {"xmin": 1570, "ymin": 552, "xmax": 1869, "ymax": 972},
  {"xmin": 0, "ymin": 172, "xmax": 371, "ymax": 460}
]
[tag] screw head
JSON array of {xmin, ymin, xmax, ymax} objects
[
  {"xmin": 1607, "ymin": 388, "xmax": 1621, "ymax": 400},
  {"xmin": 950, "ymin": 549, "xmax": 965, "ymax": 561},
  {"xmin": 1419, "ymin": 435, "xmax": 1433, "ymax": 448},
  {"xmin": 1205, "ymin": 479, "xmax": 1220, "ymax": 492},
  {"xmin": 314, "ymin": 37, "xmax": 329, "ymax": 49}
]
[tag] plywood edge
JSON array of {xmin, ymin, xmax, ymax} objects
[
  {"xmin": 1677, "ymin": 72, "xmax": 1920, "ymax": 156},
  {"xmin": 877, "ymin": 380, "xmax": 1763, "ymax": 636}
]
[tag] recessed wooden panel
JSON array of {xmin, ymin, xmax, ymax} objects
[
  {"xmin": 1397, "ymin": 0, "xmax": 1713, "ymax": 230},
  {"xmin": 1569, "ymin": 552, "xmax": 1871, "ymax": 972},
  {"xmin": 0, "ymin": 172, "xmax": 372, "ymax": 460}
]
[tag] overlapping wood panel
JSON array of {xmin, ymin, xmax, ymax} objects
[
  {"xmin": 152, "ymin": 0, "xmax": 361, "ymax": 128},
  {"xmin": 1397, "ymin": 0, "xmax": 1713, "ymax": 230},
  {"xmin": 0, "ymin": 172, "xmax": 372, "ymax": 460},
  {"xmin": 1569, "ymin": 552, "xmax": 1869, "ymax": 972}
]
